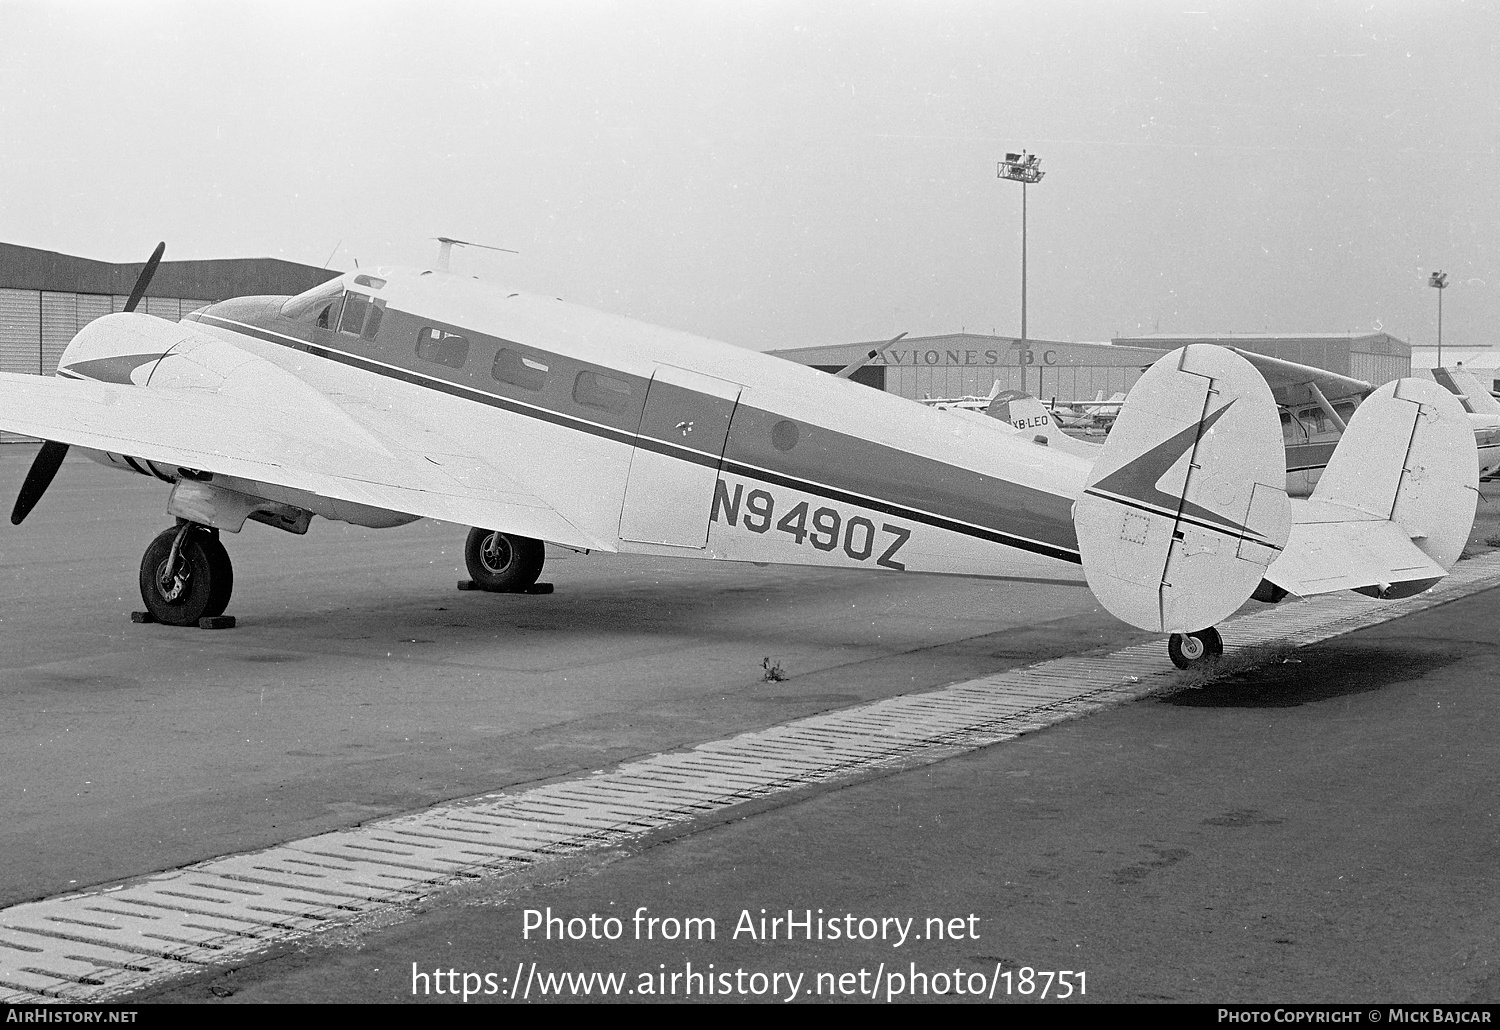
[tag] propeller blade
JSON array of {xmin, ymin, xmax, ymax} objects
[
  {"xmin": 12, "ymin": 241, "xmax": 163, "ymax": 524},
  {"xmin": 123, "ymin": 241, "xmax": 166, "ymax": 313},
  {"xmin": 11, "ymin": 440, "xmax": 70, "ymax": 525}
]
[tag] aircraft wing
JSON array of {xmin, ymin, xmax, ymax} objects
[
  {"xmin": 1229, "ymin": 348, "xmax": 1373, "ymax": 407},
  {"xmin": 0, "ymin": 371, "xmax": 601, "ymax": 550}
]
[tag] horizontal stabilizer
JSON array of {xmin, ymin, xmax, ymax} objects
[{"xmin": 1264, "ymin": 514, "xmax": 1445, "ymax": 597}]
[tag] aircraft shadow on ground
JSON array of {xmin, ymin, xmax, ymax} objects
[{"xmin": 1158, "ymin": 642, "xmax": 1468, "ymax": 708}]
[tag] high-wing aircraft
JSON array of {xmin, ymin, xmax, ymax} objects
[
  {"xmin": 1238, "ymin": 352, "xmax": 1500, "ymax": 495},
  {"xmin": 0, "ymin": 244, "xmax": 1480, "ymax": 670}
]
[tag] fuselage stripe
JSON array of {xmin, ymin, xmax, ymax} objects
[
  {"xmin": 1082, "ymin": 487, "xmax": 1283, "ymax": 551},
  {"xmin": 189, "ymin": 312, "xmax": 1083, "ymax": 563}
]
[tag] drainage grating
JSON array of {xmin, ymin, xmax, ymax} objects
[{"xmin": 6, "ymin": 552, "xmax": 1500, "ymax": 1002}]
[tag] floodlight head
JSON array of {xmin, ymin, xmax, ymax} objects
[
  {"xmin": 1429, "ymin": 271, "xmax": 1449, "ymax": 289},
  {"xmin": 998, "ymin": 150, "xmax": 1044, "ymax": 184}
]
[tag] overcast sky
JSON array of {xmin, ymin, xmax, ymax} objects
[{"xmin": 2, "ymin": 1, "xmax": 1495, "ymax": 351}]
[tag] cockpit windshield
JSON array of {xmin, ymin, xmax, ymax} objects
[{"xmin": 280, "ymin": 278, "xmax": 346, "ymax": 323}]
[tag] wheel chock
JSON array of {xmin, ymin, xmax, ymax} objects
[
  {"xmin": 199, "ymin": 616, "xmax": 236, "ymax": 630},
  {"xmin": 456, "ymin": 581, "xmax": 554, "ymax": 594},
  {"xmin": 130, "ymin": 611, "xmax": 157, "ymax": 624}
]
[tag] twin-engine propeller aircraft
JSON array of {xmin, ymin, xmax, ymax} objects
[{"xmin": 0, "ymin": 243, "xmax": 1480, "ymax": 669}]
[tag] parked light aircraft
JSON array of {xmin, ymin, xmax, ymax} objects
[
  {"xmin": 917, "ymin": 380, "xmax": 1004, "ymax": 413},
  {"xmin": 0, "ymin": 244, "xmax": 1480, "ymax": 669},
  {"xmin": 1049, "ymin": 390, "xmax": 1127, "ymax": 433},
  {"xmin": 1246, "ymin": 354, "xmax": 1500, "ymax": 495}
]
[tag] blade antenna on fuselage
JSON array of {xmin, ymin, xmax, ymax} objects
[{"xmin": 433, "ymin": 237, "xmax": 519, "ymax": 272}]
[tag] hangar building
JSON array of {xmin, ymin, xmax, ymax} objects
[
  {"xmin": 768, "ymin": 333, "xmax": 1168, "ymax": 404},
  {"xmin": 1113, "ymin": 332, "xmax": 1411, "ymax": 386},
  {"xmin": 1, "ymin": 242, "xmax": 339, "ymax": 441},
  {"xmin": 0, "ymin": 242, "xmax": 337, "ymax": 378},
  {"xmin": 771, "ymin": 330, "xmax": 1412, "ymax": 404}
]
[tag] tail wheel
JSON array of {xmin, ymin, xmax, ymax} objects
[
  {"xmin": 464, "ymin": 528, "xmax": 544, "ymax": 592},
  {"xmin": 1168, "ymin": 627, "xmax": 1224, "ymax": 670},
  {"xmin": 139, "ymin": 525, "xmax": 234, "ymax": 626}
]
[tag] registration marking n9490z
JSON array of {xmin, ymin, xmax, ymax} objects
[{"xmin": 710, "ymin": 480, "xmax": 911, "ymax": 570}]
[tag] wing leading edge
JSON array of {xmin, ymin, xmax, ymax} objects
[{"xmin": 0, "ymin": 371, "xmax": 600, "ymax": 550}]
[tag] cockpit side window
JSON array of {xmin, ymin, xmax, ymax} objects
[
  {"xmin": 339, "ymin": 293, "xmax": 376, "ymax": 337},
  {"xmin": 416, "ymin": 327, "xmax": 470, "ymax": 369}
]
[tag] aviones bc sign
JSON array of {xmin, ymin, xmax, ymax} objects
[{"xmin": 877, "ymin": 347, "xmax": 1059, "ymax": 367}]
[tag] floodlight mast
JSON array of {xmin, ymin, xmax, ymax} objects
[
  {"xmin": 998, "ymin": 151, "xmax": 1045, "ymax": 392},
  {"xmin": 1429, "ymin": 270, "xmax": 1449, "ymax": 368}
]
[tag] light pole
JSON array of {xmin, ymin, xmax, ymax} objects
[
  {"xmin": 999, "ymin": 152, "xmax": 1044, "ymax": 393},
  {"xmin": 1429, "ymin": 271, "xmax": 1449, "ymax": 368}
]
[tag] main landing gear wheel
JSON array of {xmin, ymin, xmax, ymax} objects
[
  {"xmin": 1168, "ymin": 627, "xmax": 1224, "ymax": 670},
  {"xmin": 139, "ymin": 524, "xmax": 234, "ymax": 626},
  {"xmin": 464, "ymin": 528, "xmax": 544, "ymax": 592}
]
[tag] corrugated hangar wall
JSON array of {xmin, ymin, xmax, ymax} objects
[
  {"xmin": 0, "ymin": 242, "xmax": 339, "ymax": 441},
  {"xmin": 771, "ymin": 334, "xmax": 1168, "ymax": 404},
  {"xmin": 774, "ymin": 331, "xmax": 1411, "ymax": 404},
  {"xmin": 1114, "ymin": 333, "xmax": 1411, "ymax": 385}
]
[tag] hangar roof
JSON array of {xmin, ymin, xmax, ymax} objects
[
  {"xmin": 0, "ymin": 242, "xmax": 339, "ymax": 301},
  {"xmin": 1116, "ymin": 331, "xmax": 1409, "ymax": 356}
]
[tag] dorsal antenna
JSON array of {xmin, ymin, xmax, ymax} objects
[{"xmin": 433, "ymin": 237, "xmax": 519, "ymax": 272}]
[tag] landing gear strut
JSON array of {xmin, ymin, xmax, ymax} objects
[
  {"xmin": 1168, "ymin": 627, "xmax": 1223, "ymax": 670},
  {"xmin": 463, "ymin": 527, "xmax": 544, "ymax": 592},
  {"xmin": 138, "ymin": 523, "xmax": 234, "ymax": 625}
]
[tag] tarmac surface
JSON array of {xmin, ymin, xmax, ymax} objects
[
  {"xmin": 129, "ymin": 587, "xmax": 1500, "ymax": 1005},
  {"xmin": 0, "ymin": 447, "xmax": 1130, "ymax": 907},
  {"xmin": 4, "ymin": 445, "xmax": 1500, "ymax": 1004}
]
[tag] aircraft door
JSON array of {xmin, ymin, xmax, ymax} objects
[{"xmin": 619, "ymin": 365, "xmax": 742, "ymax": 547}]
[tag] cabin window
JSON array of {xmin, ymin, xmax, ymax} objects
[
  {"xmin": 416, "ymin": 327, "xmax": 470, "ymax": 369},
  {"xmin": 352, "ymin": 274, "xmax": 387, "ymax": 289},
  {"xmin": 573, "ymin": 370, "xmax": 632, "ymax": 413},
  {"xmin": 492, "ymin": 347, "xmax": 548, "ymax": 391}
]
